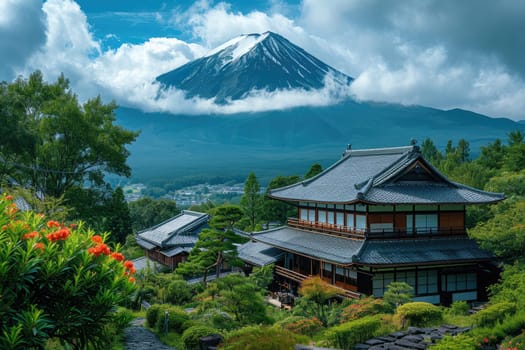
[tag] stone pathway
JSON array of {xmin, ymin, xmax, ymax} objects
[
  {"xmin": 124, "ymin": 319, "xmax": 176, "ymax": 350},
  {"xmin": 354, "ymin": 325, "xmax": 471, "ymax": 350}
]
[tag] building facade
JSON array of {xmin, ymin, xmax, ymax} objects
[
  {"xmin": 136, "ymin": 210, "xmax": 209, "ymax": 269},
  {"xmin": 238, "ymin": 145, "xmax": 504, "ymax": 304}
]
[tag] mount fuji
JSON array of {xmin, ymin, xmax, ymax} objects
[
  {"xmin": 116, "ymin": 32, "xmax": 525, "ymax": 186},
  {"xmin": 156, "ymin": 31, "xmax": 352, "ymax": 102}
]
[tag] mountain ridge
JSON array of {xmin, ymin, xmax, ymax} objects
[{"xmin": 156, "ymin": 31, "xmax": 352, "ymax": 103}]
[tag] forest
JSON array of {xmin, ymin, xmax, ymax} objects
[{"xmin": 1, "ymin": 73, "xmax": 525, "ymax": 349}]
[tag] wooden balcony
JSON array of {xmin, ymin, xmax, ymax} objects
[
  {"xmin": 274, "ymin": 266, "xmax": 361, "ymax": 299},
  {"xmin": 287, "ymin": 218, "xmax": 366, "ymax": 239},
  {"xmin": 287, "ymin": 218, "xmax": 466, "ymax": 239}
]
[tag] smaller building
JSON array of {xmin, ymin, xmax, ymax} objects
[{"xmin": 136, "ymin": 210, "xmax": 209, "ymax": 269}]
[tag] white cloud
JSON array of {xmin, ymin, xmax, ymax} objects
[
  {"xmin": 0, "ymin": 0, "xmax": 46, "ymax": 80},
  {"xmin": 3, "ymin": 0, "xmax": 525, "ymax": 121}
]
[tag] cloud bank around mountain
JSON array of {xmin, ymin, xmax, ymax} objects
[{"xmin": 1, "ymin": 0, "xmax": 525, "ymax": 120}]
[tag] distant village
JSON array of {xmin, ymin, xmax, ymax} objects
[{"xmin": 123, "ymin": 182, "xmax": 250, "ymax": 206}]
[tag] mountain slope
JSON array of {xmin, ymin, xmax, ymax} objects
[
  {"xmin": 156, "ymin": 31, "xmax": 352, "ymax": 102},
  {"xmin": 117, "ymin": 102, "xmax": 525, "ymax": 183}
]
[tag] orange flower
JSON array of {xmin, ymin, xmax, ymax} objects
[
  {"xmin": 128, "ymin": 277, "xmax": 136, "ymax": 283},
  {"xmin": 111, "ymin": 252, "xmax": 124, "ymax": 262},
  {"xmin": 22, "ymin": 231, "xmax": 39, "ymax": 240},
  {"xmin": 46, "ymin": 228, "xmax": 70, "ymax": 242},
  {"xmin": 91, "ymin": 235, "xmax": 103, "ymax": 244},
  {"xmin": 88, "ymin": 243, "xmax": 111, "ymax": 256},
  {"xmin": 124, "ymin": 260, "xmax": 134, "ymax": 269},
  {"xmin": 47, "ymin": 220, "xmax": 60, "ymax": 228},
  {"xmin": 5, "ymin": 195, "xmax": 13, "ymax": 201},
  {"xmin": 34, "ymin": 242, "xmax": 45, "ymax": 251},
  {"xmin": 123, "ymin": 260, "xmax": 136, "ymax": 275}
]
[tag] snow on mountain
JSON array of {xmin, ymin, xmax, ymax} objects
[{"xmin": 156, "ymin": 31, "xmax": 353, "ymax": 103}]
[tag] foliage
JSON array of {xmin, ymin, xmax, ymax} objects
[
  {"xmin": 166, "ymin": 280, "xmax": 194, "ymax": 306},
  {"xmin": 153, "ymin": 306, "xmax": 190, "ymax": 334},
  {"xmin": 489, "ymin": 263, "xmax": 525, "ymax": 309},
  {"xmin": 128, "ymin": 197, "xmax": 180, "ymax": 232},
  {"xmin": 239, "ymin": 172, "xmax": 262, "ymax": 231},
  {"xmin": 298, "ymin": 276, "xmax": 342, "ymax": 326},
  {"xmin": 446, "ymin": 301, "xmax": 470, "ymax": 317},
  {"xmin": 248, "ymin": 264, "xmax": 275, "ymax": 290},
  {"xmin": 502, "ymin": 331, "xmax": 525, "ymax": 350},
  {"xmin": 209, "ymin": 204, "xmax": 243, "ymax": 230},
  {"xmin": 202, "ymin": 274, "xmax": 271, "ymax": 326},
  {"xmin": 395, "ymin": 302, "xmax": 443, "ymax": 327},
  {"xmin": 469, "ymin": 199, "xmax": 525, "ymax": 263},
  {"xmin": 473, "ymin": 302, "xmax": 516, "ymax": 327},
  {"xmin": 324, "ymin": 315, "xmax": 383, "ymax": 350},
  {"xmin": 429, "ymin": 334, "xmax": 478, "ymax": 350},
  {"xmin": 341, "ymin": 296, "xmax": 388, "ymax": 321},
  {"xmin": 304, "ymin": 163, "xmax": 323, "ymax": 179},
  {"xmin": 0, "ymin": 194, "xmax": 136, "ymax": 349},
  {"xmin": 0, "ymin": 72, "xmax": 138, "ymax": 231},
  {"xmin": 221, "ymin": 325, "xmax": 307, "ymax": 350},
  {"xmin": 274, "ymin": 316, "xmax": 323, "ymax": 336},
  {"xmin": 146, "ymin": 304, "xmax": 163, "ymax": 328},
  {"xmin": 383, "ymin": 281, "xmax": 414, "ymax": 310},
  {"xmin": 260, "ymin": 174, "xmax": 300, "ymax": 224},
  {"xmin": 181, "ymin": 325, "xmax": 221, "ymax": 350},
  {"xmin": 176, "ymin": 227, "xmax": 245, "ymax": 283}
]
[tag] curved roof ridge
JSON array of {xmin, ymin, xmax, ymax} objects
[
  {"xmin": 451, "ymin": 181, "xmax": 505, "ymax": 199},
  {"xmin": 343, "ymin": 145, "xmax": 415, "ymax": 157},
  {"xmin": 371, "ymin": 147, "xmax": 418, "ymax": 186}
]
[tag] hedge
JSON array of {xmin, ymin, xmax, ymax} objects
[
  {"xmin": 324, "ymin": 315, "xmax": 383, "ymax": 350},
  {"xmin": 395, "ymin": 302, "xmax": 443, "ymax": 327}
]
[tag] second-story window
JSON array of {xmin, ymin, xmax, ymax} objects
[{"xmin": 407, "ymin": 214, "xmax": 438, "ymax": 234}]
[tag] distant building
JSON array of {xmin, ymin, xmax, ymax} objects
[
  {"xmin": 136, "ymin": 210, "xmax": 209, "ymax": 269},
  {"xmin": 238, "ymin": 145, "xmax": 504, "ymax": 304}
]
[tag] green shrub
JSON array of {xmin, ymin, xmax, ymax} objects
[
  {"xmin": 502, "ymin": 331, "xmax": 525, "ymax": 350},
  {"xmin": 324, "ymin": 315, "xmax": 383, "ymax": 350},
  {"xmin": 155, "ymin": 306, "xmax": 190, "ymax": 334},
  {"xmin": 473, "ymin": 302, "xmax": 516, "ymax": 327},
  {"xmin": 275, "ymin": 316, "xmax": 324, "ymax": 336},
  {"xmin": 0, "ymin": 195, "xmax": 136, "ymax": 350},
  {"xmin": 222, "ymin": 325, "xmax": 307, "ymax": 350},
  {"xmin": 448, "ymin": 301, "xmax": 470, "ymax": 316},
  {"xmin": 341, "ymin": 296, "xmax": 387, "ymax": 321},
  {"xmin": 181, "ymin": 325, "xmax": 221, "ymax": 350},
  {"xmin": 429, "ymin": 334, "xmax": 478, "ymax": 350},
  {"xmin": 146, "ymin": 304, "xmax": 162, "ymax": 328},
  {"xmin": 166, "ymin": 280, "xmax": 193, "ymax": 306},
  {"xmin": 395, "ymin": 302, "xmax": 443, "ymax": 327}
]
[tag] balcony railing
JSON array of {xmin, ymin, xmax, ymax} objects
[
  {"xmin": 287, "ymin": 218, "xmax": 466, "ymax": 239},
  {"xmin": 287, "ymin": 218, "xmax": 366, "ymax": 239},
  {"xmin": 274, "ymin": 265, "xmax": 361, "ymax": 299}
]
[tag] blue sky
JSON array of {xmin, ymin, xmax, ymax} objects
[{"xmin": 1, "ymin": 0, "xmax": 524, "ymax": 119}]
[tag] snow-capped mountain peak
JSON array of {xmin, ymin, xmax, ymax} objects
[{"xmin": 156, "ymin": 31, "xmax": 353, "ymax": 102}]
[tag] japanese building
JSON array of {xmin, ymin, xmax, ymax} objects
[
  {"xmin": 238, "ymin": 145, "xmax": 504, "ymax": 304},
  {"xmin": 136, "ymin": 210, "xmax": 209, "ymax": 269}
]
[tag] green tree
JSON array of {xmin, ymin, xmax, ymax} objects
[
  {"xmin": 209, "ymin": 204, "xmax": 243, "ymax": 230},
  {"xmin": 383, "ymin": 282, "xmax": 413, "ymax": 310},
  {"xmin": 177, "ymin": 209, "xmax": 247, "ymax": 283},
  {"xmin": 298, "ymin": 276, "xmax": 341, "ymax": 326},
  {"xmin": 103, "ymin": 187, "xmax": 132, "ymax": 244},
  {"xmin": 420, "ymin": 138, "xmax": 443, "ymax": 166},
  {"xmin": 0, "ymin": 194, "xmax": 135, "ymax": 349},
  {"xmin": 304, "ymin": 163, "xmax": 323, "ymax": 179},
  {"xmin": 261, "ymin": 175, "xmax": 300, "ymax": 224},
  {"xmin": 469, "ymin": 199, "xmax": 525, "ymax": 263},
  {"xmin": 0, "ymin": 71, "xmax": 138, "ymax": 198},
  {"xmin": 128, "ymin": 197, "xmax": 180, "ymax": 232},
  {"xmin": 240, "ymin": 172, "xmax": 262, "ymax": 231},
  {"xmin": 209, "ymin": 274, "xmax": 270, "ymax": 325}
]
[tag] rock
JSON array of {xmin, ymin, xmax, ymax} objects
[
  {"xmin": 407, "ymin": 327, "xmax": 425, "ymax": 335},
  {"xmin": 390, "ymin": 332, "xmax": 407, "ymax": 339},
  {"xmin": 354, "ymin": 343, "xmax": 370, "ymax": 350},
  {"xmin": 402, "ymin": 335, "xmax": 424, "ymax": 343},
  {"xmin": 377, "ymin": 336, "xmax": 397, "ymax": 343},
  {"xmin": 395, "ymin": 339, "xmax": 427, "ymax": 350},
  {"xmin": 366, "ymin": 339, "xmax": 386, "ymax": 346}
]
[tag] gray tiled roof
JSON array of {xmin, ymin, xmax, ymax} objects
[
  {"xmin": 238, "ymin": 241, "xmax": 283, "ymax": 266},
  {"xmin": 161, "ymin": 246, "xmax": 191, "ymax": 257},
  {"xmin": 357, "ymin": 236, "xmax": 494, "ymax": 265},
  {"xmin": 251, "ymin": 226, "xmax": 364, "ymax": 265},
  {"xmin": 137, "ymin": 210, "xmax": 209, "ymax": 247},
  {"xmin": 269, "ymin": 145, "xmax": 504, "ymax": 204}
]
